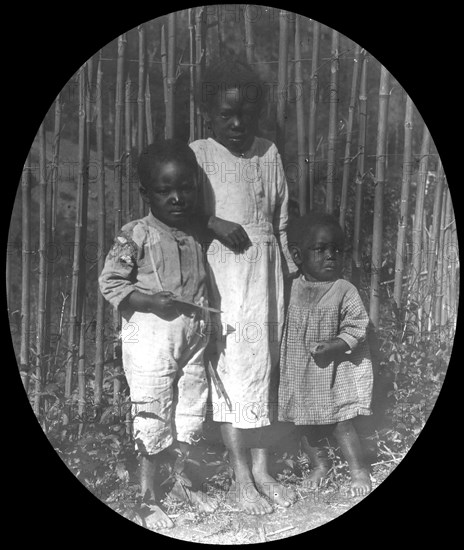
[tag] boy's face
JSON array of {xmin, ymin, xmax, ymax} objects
[
  {"xmin": 291, "ymin": 225, "xmax": 344, "ymax": 282},
  {"xmin": 205, "ymin": 87, "xmax": 260, "ymax": 154},
  {"xmin": 141, "ymin": 160, "xmax": 197, "ymax": 228}
]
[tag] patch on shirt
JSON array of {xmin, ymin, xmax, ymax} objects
[{"xmin": 111, "ymin": 230, "xmax": 138, "ymax": 267}]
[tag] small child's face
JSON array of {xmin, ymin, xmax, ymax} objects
[
  {"xmin": 292, "ymin": 225, "xmax": 344, "ymax": 282},
  {"xmin": 206, "ymin": 87, "xmax": 260, "ymax": 154},
  {"xmin": 141, "ymin": 160, "xmax": 197, "ymax": 228}
]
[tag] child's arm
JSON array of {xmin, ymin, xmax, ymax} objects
[
  {"xmin": 311, "ymin": 284, "xmax": 369, "ymax": 365},
  {"xmin": 99, "ymin": 229, "xmax": 178, "ymax": 318},
  {"xmin": 206, "ymin": 215, "xmax": 252, "ymax": 252},
  {"xmin": 271, "ymin": 146, "xmax": 298, "ymax": 277}
]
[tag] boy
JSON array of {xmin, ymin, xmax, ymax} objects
[{"xmin": 99, "ymin": 139, "xmax": 216, "ymax": 529}]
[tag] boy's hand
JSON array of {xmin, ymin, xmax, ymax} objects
[
  {"xmin": 208, "ymin": 216, "xmax": 251, "ymax": 252},
  {"xmin": 148, "ymin": 291, "xmax": 179, "ymax": 319},
  {"xmin": 310, "ymin": 339, "xmax": 350, "ymax": 368}
]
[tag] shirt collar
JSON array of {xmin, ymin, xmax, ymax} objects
[{"xmin": 145, "ymin": 210, "xmax": 190, "ymax": 238}]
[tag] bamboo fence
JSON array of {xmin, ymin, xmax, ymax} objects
[{"xmin": 10, "ymin": 7, "xmax": 456, "ymax": 425}]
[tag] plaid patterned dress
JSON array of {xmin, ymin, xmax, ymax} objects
[{"xmin": 278, "ymin": 276, "xmax": 373, "ymax": 425}]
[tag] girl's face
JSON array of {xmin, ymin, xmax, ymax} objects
[
  {"xmin": 206, "ymin": 87, "xmax": 260, "ymax": 154},
  {"xmin": 141, "ymin": 160, "xmax": 197, "ymax": 228},
  {"xmin": 292, "ymin": 225, "xmax": 344, "ymax": 282}
]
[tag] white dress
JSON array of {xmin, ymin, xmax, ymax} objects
[{"xmin": 190, "ymin": 137, "xmax": 294, "ymax": 428}]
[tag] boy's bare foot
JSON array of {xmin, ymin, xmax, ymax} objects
[
  {"xmin": 302, "ymin": 465, "xmax": 330, "ymax": 489},
  {"xmin": 170, "ymin": 479, "xmax": 218, "ymax": 513},
  {"xmin": 145, "ymin": 504, "xmax": 174, "ymax": 530},
  {"xmin": 228, "ymin": 481, "xmax": 274, "ymax": 516},
  {"xmin": 253, "ymin": 472, "xmax": 296, "ymax": 507},
  {"xmin": 349, "ymin": 468, "xmax": 371, "ymax": 497}
]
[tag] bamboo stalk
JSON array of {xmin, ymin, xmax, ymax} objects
[
  {"xmin": 161, "ymin": 24, "xmax": 168, "ymax": 127},
  {"xmin": 165, "ymin": 13, "xmax": 177, "ymax": 139},
  {"xmin": 124, "ymin": 76, "xmax": 132, "ymax": 222},
  {"xmin": 393, "ymin": 95, "xmax": 414, "ymax": 308},
  {"xmin": 435, "ymin": 187, "xmax": 447, "ymax": 327},
  {"xmin": 339, "ymin": 44, "xmax": 361, "ymax": 229},
  {"xmin": 34, "ymin": 122, "xmax": 48, "ymax": 415},
  {"xmin": 294, "ymin": 15, "xmax": 307, "ymax": 214},
  {"xmin": 65, "ymin": 65, "xmax": 88, "ymax": 421},
  {"xmin": 446, "ymin": 192, "xmax": 458, "ymax": 332},
  {"xmin": 20, "ymin": 154, "xmax": 32, "ymax": 391},
  {"xmin": 94, "ymin": 52, "xmax": 106, "ymax": 408},
  {"xmin": 137, "ymin": 24, "xmax": 146, "ymax": 217},
  {"xmin": 276, "ymin": 9, "xmax": 289, "ymax": 159},
  {"xmin": 351, "ymin": 51, "xmax": 368, "ymax": 287},
  {"xmin": 369, "ymin": 66, "xmax": 390, "ymax": 328},
  {"xmin": 440, "ymin": 188, "xmax": 452, "ymax": 326},
  {"xmin": 244, "ymin": 7, "xmax": 255, "ymax": 65},
  {"xmin": 77, "ymin": 298, "xmax": 86, "ymax": 422},
  {"xmin": 113, "ymin": 35, "xmax": 126, "ymax": 411},
  {"xmin": 145, "ymin": 73, "xmax": 154, "ymax": 145},
  {"xmin": 410, "ymin": 126, "xmax": 431, "ymax": 308},
  {"xmin": 43, "ymin": 93, "xmax": 63, "ymax": 384},
  {"xmin": 188, "ymin": 8, "xmax": 196, "ymax": 142},
  {"xmin": 326, "ymin": 30, "xmax": 339, "ymax": 215},
  {"xmin": 195, "ymin": 7, "xmax": 206, "ymax": 138},
  {"xmin": 308, "ymin": 20, "xmax": 320, "ymax": 210},
  {"xmin": 425, "ymin": 160, "xmax": 444, "ymax": 292}
]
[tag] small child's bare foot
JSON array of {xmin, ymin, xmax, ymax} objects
[
  {"xmin": 170, "ymin": 479, "xmax": 218, "ymax": 513},
  {"xmin": 302, "ymin": 466, "xmax": 329, "ymax": 489},
  {"xmin": 145, "ymin": 504, "xmax": 174, "ymax": 530},
  {"xmin": 253, "ymin": 473, "xmax": 296, "ymax": 507},
  {"xmin": 349, "ymin": 468, "xmax": 371, "ymax": 497},
  {"xmin": 228, "ymin": 481, "xmax": 274, "ymax": 515}
]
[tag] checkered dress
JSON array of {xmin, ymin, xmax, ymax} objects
[{"xmin": 278, "ymin": 276, "xmax": 373, "ymax": 425}]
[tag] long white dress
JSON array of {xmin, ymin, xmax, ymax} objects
[{"xmin": 190, "ymin": 137, "xmax": 293, "ymax": 428}]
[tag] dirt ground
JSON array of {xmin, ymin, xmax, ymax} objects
[{"xmin": 133, "ymin": 461, "xmax": 393, "ymax": 544}]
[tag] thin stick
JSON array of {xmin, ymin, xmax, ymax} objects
[
  {"xmin": 188, "ymin": 8, "xmax": 196, "ymax": 142},
  {"xmin": 124, "ymin": 75, "xmax": 132, "ymax": 222},
  {"xmin": 195, "ymin": 7, "xmax": 206, "ymax": 138},
  {"xmin": 326, "ymin": 30, "xmax": 339, "ymax": 214},
  {"xmin": 244, "ymin": 7, "xmax": 255, "ymax": 65},
  {"xmin": 294, "ymin": 15, "xmax": 307, "ymax": 214},
  {"xmin": 308, "ymin": 20, "xmax": 320, "ymax": 210},
  {"xmin": 276, "ymin": 9, "xmax": 289, "ymax": 159},
  {"xmin": 161, "ymin": 24, "xmax": 168, "ymax": 129},
  {"xmin": 369, "ymin": 66, "xmax": 390, "ymax": 328},
  {"xmin": 434, "ymin": 186, "xmax": 447, "ymax": 328},
  {"xmin": 339, "ymin": 44, "xmax": 361, "ymax": 229},
  {"xmin": 34, "ymin": 122, "xmax": 48, "ymax": 415},
  {"xmin": 393, "ymin": 95, "xmax": 414, "ymax": 308},
  {"xmin": 137, "ymin": 24, "xmax": 146, "ymax": 217},
  {"xmin": 165, "ymin": 13, "xmax": 177, "ymax": 139},
  {"xmin": 95, "ymin": 52, "xmax": 106, "ymax": 408},
  {"xmin": 65, "ymin": 65, "xmax": 88, "ymax": 422},
  {"xmin": 351, "ymin": 51, "xmax": 368, "ymax": 287},
  {"xmin": 145, "ymin": 73, "xmax": 154, "ymax": 145},
  {"xmin": 440, "ymin": 188, "xmax": 452, "ymax": 327},
  {"xmin": 20, "ymin": 154, "xmax": 32, "ymax": 391},
  {"xmin": 410, "ymin": 126, "xmax": 431, "ymax": 309}
]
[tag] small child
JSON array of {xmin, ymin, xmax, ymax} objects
[
  {"xmin": 278, "ymin": 212, "xmax": 373, "ymax": 497},
  {"xmin": 99, "ymin": 139, "xmax": 216, "ymax": 529},
  {"xmin": 189, "ymin": 57, "xmax": 297, "ymax": 515}
]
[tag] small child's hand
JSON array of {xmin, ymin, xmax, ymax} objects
[
  {"xmin": 208, "ymin": 216, "xmax": 251, "ymax": 252},
  {"xmin": 310, "ymin": 339, "xmax": 350, "ymax": 367}
]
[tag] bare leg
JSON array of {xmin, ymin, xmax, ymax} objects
[
  {"xmin": 333, "ymin": 420, "xmax": 371, "ymax": 497},
  {"xmin": 169, "ymin": 441, "xmax": 217, "ymax": 513},
  {"xmin": 221, "ymin": 423, "xmax": 273, "ymax": 515},
  {"xmin": 139, "ymin": 454, "xmax": 174, "ymax": 530},
  {"xmin": 300, "ymin": 435, "xmax": 330, "ymax": 489},
  {"xmin": 251, "ymin": 447, "xmax": 295, "ymax": 507}
]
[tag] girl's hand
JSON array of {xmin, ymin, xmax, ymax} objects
[
  {"xmin": 310, "ymin": 339, "xmax": 350, "ymax": 367},
  {"xmin": 208, "ymin": 216, "xmax": 251, "ymax": 252}
]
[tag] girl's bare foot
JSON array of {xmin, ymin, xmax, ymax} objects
[
  {"xmin": 302, "ymin": 465, "xmax": 329, "ymax": 489},
  {"xmin": 253, "ymin": 472, "xmax": 296, "ymax": 507},
  {"xmin": 228, "ymin": 481, "xmax": 274, "ymax": 515},
  {"xmin": 145, "ymin": 504, "xmax": 174, "ymax": 530},
  {"xmin": 170, "ymin": 479, "xmax": 218, "ymax": 513},
  {"xmin": 349, "ymin": 468, "xmax": 371, "ymax": 497}
]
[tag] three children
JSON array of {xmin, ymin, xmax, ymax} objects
[{"xmin": 99, "ymin": 58, "xmax": 374, "ymax": 528}]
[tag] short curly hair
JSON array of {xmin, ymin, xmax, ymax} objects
[
  {"xmin": 197, "ymin": 55, "xmax": 265, "ymax": 115},
  {"xmin": 287, "ymin": 211, "xmax": 345, "ymax": 249},
  {"xmin": 137, "ymin": 139, "xmax": 198, "ymax": 190}
]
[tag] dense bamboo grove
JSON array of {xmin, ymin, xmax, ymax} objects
[{"xmin": 9, "ymin": 6, "xmax": 457, "ymax": 424}]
